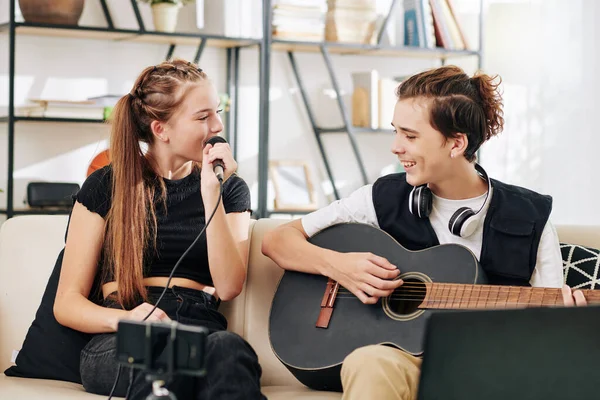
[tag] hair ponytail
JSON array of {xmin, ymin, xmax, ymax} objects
[
  {"xmin": 105, "ymin": 94, "xmax": 153, "ymax": 307},
  {"xmin": 470, "ymin": 73, "xmax": 504, "ymax": 141},
  {"xmin": 103, "ymin": 59, "xmax": 207, "ymax": 308}
]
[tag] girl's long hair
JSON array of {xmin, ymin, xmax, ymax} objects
[{"xmin": 105, "ymin": 59, "xmax": 206, "ymax": 307}]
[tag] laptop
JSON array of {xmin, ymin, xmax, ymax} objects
[{"xmin": 417, "ymin": 305, "xmax": 600, "ymax": 400}]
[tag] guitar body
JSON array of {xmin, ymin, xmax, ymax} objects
[{"xmin": 268, "ymin": 223, "xmax": 487, "ymax": 391}]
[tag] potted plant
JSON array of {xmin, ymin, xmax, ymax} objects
[{"xmin": 139, "ymin": 0, "xmax": 195, "ymax": 33}]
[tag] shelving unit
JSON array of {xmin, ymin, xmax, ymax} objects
[
  {"xmin": 0, "ymin": 22, "xmax": 261, "ymax": 48},
  {"xmin": 271, "ymin": 38, "xmax": 479, "ymax": 58},
  {"xmin": 2, "ymin": 0, "xmax": 484, "ymax": 219},
  {"xmin": 1, "ymin": 0, "xmax": 266, "ymax": 218},
  {"xmin": 257, "ymin": 0, "xmax": 484, "ymax": 217},
  {"xmin": 0, "ymin": 116, "xmax": 105, "ymax": 124}
]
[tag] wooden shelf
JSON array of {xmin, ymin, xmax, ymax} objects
[
  {"xmin": 0, "ymin": 208, "xmax": 72, "ymax": 216},
  {"xmin": 8, "ymin": 23, "xmax": 133, "ymax": 41},
  {"xmin": 127, "ymin": 31, "xmax": 260, "ymax": 47},
  {"xmin": 272, "ymin": 39, "xmax": 478, "ymax": 59},
  {"xmin": 319, "ymin": 126, "xmax": 393, "ymax": 134},
  {"xmin": 0, "ymin": 22, "xmax": 261, "ymax": 48},
  {"xmin": 0, "ymin": 23, "xmax": 477, "ymax": 55},
  {"xmin": 0, "ymin": 116, "xmax": 106, "ymax": 124}
]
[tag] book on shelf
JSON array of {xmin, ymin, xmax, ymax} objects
[
  {"xmin": 435, "ymin": 0, "xmax": 468, "ymax": 50},
  {"xmin": 445, "ymin": 0, "xmax": 469, "ymax": 49},
  {"xmin": 351, "ymin": 70, "xmax": 379, "ymax": 129},
  {"xmin": 325, "ymin": 0, "xmax": 378, "ymax": 44},
  {"xmin": 87, "ymin": 94, "xmax": 122, "ymax": 107},
  {"xmin": 272, "ymin": 0, "xmax": 327, "ymax": 42},
  {"xmin": 328, "ymin": 0, "xmax": 377, "ymax": 8},
  {"xmin": 403, "ymin": 0, "xmax": 436, "ymax": 48},
  {"xmin": 200, "ymin": 0, "xmax": 262, "ymax": 38},
  {"xmin": 16, "ymin": 99, "xmax": 108, "ymax": 120},
  {"xmin": 403, "ymin": 0, "xmax": 468, "ymax": 50}
]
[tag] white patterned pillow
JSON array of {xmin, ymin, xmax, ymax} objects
[{"xmin": 561, "ymin": 243, "xmax": 600, "ymax": 289}]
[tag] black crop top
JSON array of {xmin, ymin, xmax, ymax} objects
[{"xmin": 76, "ymin": 165, "xmax": 251, "ymax": 287}]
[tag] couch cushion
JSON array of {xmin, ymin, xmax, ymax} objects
[
  {"xmin": 561, "ymin": 243, "xmax": 600, "ymax": 289},
  {"xmin": 555, "ymin": 225, "xmax": 600, "ymax": 250},
  {"xmin": 4, "ymin": 246, "xmax": 98, "ymax": 383},
  {"xmin": 217, "ymin": 219, "xmax": 256, "ymax": 338},
  {"xmin": 0, "ymin": 375, "xmax": 339, "ymax": 400},
  {"xmin": 244, "ymin": 218, "xmax": 304, "ymax": 387},
  {"xmin": 263, "ymin": 385, "xmax": 341, "ymax": 399},
  {"xmin": 555, "ymin": 225, "xmax": 600, "ymax": 290},
  {"xmin": 0, "ymin": 215, "xmax": 81, "ymax": 380},
  {"xmin": 0, "ymin": 375, "xmax": 119, "ymax": 399}
]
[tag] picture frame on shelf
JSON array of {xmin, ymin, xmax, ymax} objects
[{"xmin": 269, "ymin": 160, "xmax": 317, "ymax": 212}]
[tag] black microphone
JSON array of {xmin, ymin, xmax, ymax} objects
[{"xmin": 205, "ymin": 136, "xmax": 227, "ymax": 182}]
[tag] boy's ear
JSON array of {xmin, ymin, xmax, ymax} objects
[{"xmin": 450, "ymin": 133, "xmax": 468, "ymax": 158}]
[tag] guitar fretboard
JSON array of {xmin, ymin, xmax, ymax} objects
[{"xmin": 418, "ymin": 283, "xmax": 600, "ymax": 309}]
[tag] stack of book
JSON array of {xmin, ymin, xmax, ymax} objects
[
  {"xmin": 16, "ymin": 95, "xmax": 121, "ymax": 120},
  {"xmin": 325, "ymin": 0, "xmax": 378, "ymax": 44},
  {"xmin": 272, "ymin": 0, "xmax": 327, "ymax": 42},
  {"xmin": 429, "ymin": 0, "xmax": 468, "ymax": 50},
  {"xmin": 403, "ymin": 0, "xmax": 468, "ymax": 50}
]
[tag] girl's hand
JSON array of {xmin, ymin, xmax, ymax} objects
[
  {"xmin": 114, "ymin": 302, "xmax": 171, "ymax": 331},
  {"xmin": 201, "ymin": 140, "xmax": 237, "ymax": 203}
]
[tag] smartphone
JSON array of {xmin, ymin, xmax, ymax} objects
[{"xmin": 116, "ymin": 320, "xmax": 208, "ymax": 377}]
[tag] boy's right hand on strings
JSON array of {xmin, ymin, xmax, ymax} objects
[
  {"xmin": 329, "ymin": 252, "xmax": 403, "ymax": 305},
  {"xmin": 126, "ymin": 302, "xmax": 171, "ymax": 323}
]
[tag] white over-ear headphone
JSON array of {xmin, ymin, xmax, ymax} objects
[{"xmin": 408, "ymin": 163, "xmax": 491, "ymax": 238}]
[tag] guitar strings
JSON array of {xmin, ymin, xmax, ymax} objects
[
  {"xmin": 334, "ymin": 290, "xmax": 568, "ymax": 296},
  {"xmin": 335, "ymin": 282, "xmax": 594, "ymax": 294},
  {"xmin": 334, "ymin": 288, "xmax": 561, "ymax": 296},
  {"xmin": 332, "ymin": 294, "xmax": 565, "ymax": 305},
  {"xmin": 335, "ymin": 282, "xmax": 564, "ymax": 289},
  {"xmin": 332, "ymin": 286, "xmax": 568, "ymax": 303},
  {"xmin": 331, "ymin": 295, "xmax": 564, "ymax": 306},
  {"xmin": 329, "ymin": 284, "xmax": 595, "ymax": 304},
  {"xmin": 335, "ymin": 284, "xmax": 570, "ymax": 294}
]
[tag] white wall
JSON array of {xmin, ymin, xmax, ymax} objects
[
  {"xmin": 2, "ymin": 0, "xmax": 594, "ymax": 225},
  {"xmin": 480, "ymin": 0, "xmax": 599, "ymax": 225}
]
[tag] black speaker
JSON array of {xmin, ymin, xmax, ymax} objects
[{"xmin": 27, "ymin": 182, "xmax": 80, "ymax": 208}]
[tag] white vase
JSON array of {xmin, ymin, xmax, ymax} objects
[{"xmin": 151, "ymin": 3, "xmax": 181, "ymax": 33}]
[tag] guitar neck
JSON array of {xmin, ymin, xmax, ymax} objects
[{"xmin": 419, "ymin": 283, "xmax": 600, "ymax": 310}]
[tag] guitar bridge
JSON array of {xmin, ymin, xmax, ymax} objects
[{"xmin": 316, "ymin": 278, "xmax": 339, "ymax": 329}]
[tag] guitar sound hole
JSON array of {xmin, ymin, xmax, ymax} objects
[{"xmin": 388, "ymin": 279, "xmax": 426, "ymax": 315}]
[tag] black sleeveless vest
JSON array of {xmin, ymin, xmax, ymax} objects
[{"xmin": 372, "ymin": 173, "xmax": 552, "ymax": 286}]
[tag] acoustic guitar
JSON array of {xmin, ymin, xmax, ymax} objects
[{"xmin": 268, "ymin": 223, "xmax": 600, "ymax": 392}]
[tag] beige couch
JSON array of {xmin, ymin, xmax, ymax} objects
[
  {"xmin": 1, "ymin": 216, "xmax": 600, "ymax": 399},
  {"xmin": 0, "ymin": 216, "xmax": 340, "ymax": 399}
]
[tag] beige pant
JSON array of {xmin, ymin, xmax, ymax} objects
[{"xmin": 340, "ymin": 345, "xmax": 422, "ymax": 400}]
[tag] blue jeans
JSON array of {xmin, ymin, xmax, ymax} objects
[{"xmin": 80, "ymin": 286, "xmax": 266, "ymax": 400}]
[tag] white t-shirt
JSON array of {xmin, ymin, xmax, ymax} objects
[{"xmin": 302, "ymin": 184, "xmax": 563, "ymax": 288}]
